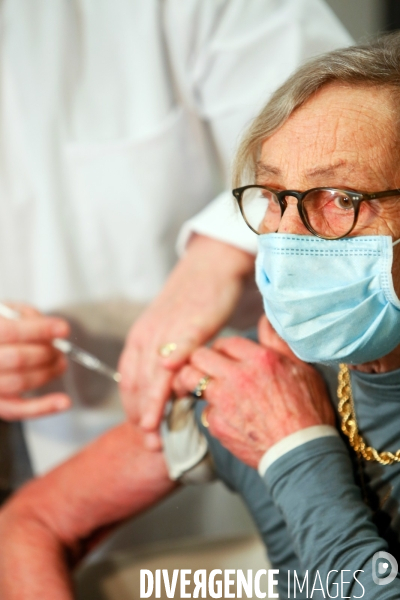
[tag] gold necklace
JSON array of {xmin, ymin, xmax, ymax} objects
[{"xmin": 337, "ymin": 363, "xmax": 400, "ymax": 466}]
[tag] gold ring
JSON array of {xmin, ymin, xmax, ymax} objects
[
  {"xmin": 201, "ymin": 407, "xmax": 210, "ymax": 428},
  {"xmin": 159, "ymin": 342, "xmax": 177, "ymax": 357},
  {"xmin": 193, "ymin": 375, "xmax": 211, "ymax": 399}
]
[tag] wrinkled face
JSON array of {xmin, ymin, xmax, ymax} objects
[{"xmin": 257, "ymin": 82, "xmax": 400, "ymax": 292}]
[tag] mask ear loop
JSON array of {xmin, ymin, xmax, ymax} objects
[{"xmin": 385, "ymin": 237, "xmax": 400, "ymax": 308}]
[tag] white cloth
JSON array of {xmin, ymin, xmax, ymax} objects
[
  {"xmin": 161, "ymin": 397, "xmax": 214, "ymax": 483},
  {"xmin": 257, "ymin": 425, "xmax": 339, "ymax": 477},
  {"xmin": 0, "ymin": 0, "xmax": 352, "ymax": 473},
  {"xmin": 176, "ymin": 191, "xmax": 259, "ymax": 256}
]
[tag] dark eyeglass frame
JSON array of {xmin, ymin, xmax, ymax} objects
[{"xmin": 232, "ymin": 185, "xmax": 400, "ymax": 240}]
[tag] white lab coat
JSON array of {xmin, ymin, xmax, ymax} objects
[{"xmin": 0, "ymin": 0, "xmax": 352, "ymax": 472}]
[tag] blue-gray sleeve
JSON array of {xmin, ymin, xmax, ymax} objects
[
  {"xmin": 265, "ymin": 435, "xmax": 400, "ymax": 598},
  {"xmin": 195, "ymin": 401, "xmax": 306, "ymax": 599}
]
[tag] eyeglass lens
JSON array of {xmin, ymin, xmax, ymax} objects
[{"xmin": 240, "ymin": 187, "xmax": 355, "ymax": 238}]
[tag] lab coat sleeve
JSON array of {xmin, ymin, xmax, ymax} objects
[
  {"xmin": 175, "ymin": 190, "xmax": 258, "ymax": 255},
  {"xmin": 166, "ymin": 0, "xmax": 354, "ymax": 254}
]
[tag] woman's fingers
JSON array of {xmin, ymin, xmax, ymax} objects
[
  {"xmin": 210, "ymin": 318, "xmax": 300, "ymax": 366},
  {"xmin": 189, "ymin": 347, "xmax": 233, "ymax": 378},
  {"xmin": 0, "ymin": 393, "xmax": 71, "ymax": 421},
  {"xmin": 212, "ymin": 336, "xmax": 264, "ymax": 361},
  {"xmin": 172, "ymin": 364, "xmax": 206, "ymax": 398}
]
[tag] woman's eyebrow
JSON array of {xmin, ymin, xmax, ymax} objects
[
  {"xmin": 256, "ymin": 160, "xmax": 353, "ymax": 182},
  {"xmin": 305, "ymin": 160, "xmax": 350, "ymax": 179},
  {"xmin": 255, "ymin": 162, "xmax": 281, "ymax": 179}
]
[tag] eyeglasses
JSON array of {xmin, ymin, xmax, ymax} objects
[{"xmin": 232, "ymin": 185, "xmax": 400, "ymax": 240}]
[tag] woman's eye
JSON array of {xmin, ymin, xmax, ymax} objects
[{"xmin": 333, "ymin": 195, "xmax": 353, "ymax": 210}]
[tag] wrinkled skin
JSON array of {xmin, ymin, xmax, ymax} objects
[
  {"xmin": 256, "ymin": 83, "xmax": 400, "ymax": 291},
  {"xmin": 173, "ymin": 316, "xmax": 334, "ymax": 468}
]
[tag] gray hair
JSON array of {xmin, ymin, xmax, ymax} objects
[{"xmin": 233, "ymin": 32, "xmax": 400, "ymax": 187}]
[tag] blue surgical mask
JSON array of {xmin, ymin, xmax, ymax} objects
[{"xmin": 255, "ymin": 233, "xmax": 400, "ymax": 364}]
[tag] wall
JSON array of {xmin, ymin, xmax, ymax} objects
[{"xmin": 325, "ymin": 0, "xmax": 384, "ymax": 41}]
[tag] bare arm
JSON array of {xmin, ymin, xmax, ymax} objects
[{"xmin": 0, "ymin": 423, "xmax": 177, "ymax": 599}]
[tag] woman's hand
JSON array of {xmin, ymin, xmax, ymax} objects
[
  {"xmin": 118, "ymin": 235, "xmax": 254, "ymax": 449},
  {"xmin": 0, "ymin": 304, "xmax": 71, "ymax": 420},
  {"xmin": 173, "ymin": 316, "xmax": 335, "ymax": 469}
]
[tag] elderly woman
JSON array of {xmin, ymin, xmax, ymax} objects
[{"xmin": 2, "ymin": 32, "xmax": 400, "ymax": 599}]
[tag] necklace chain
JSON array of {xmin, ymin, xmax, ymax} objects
[{"xmin": 337, "ymin": 363, "xmax": 400, "ymax": 465}]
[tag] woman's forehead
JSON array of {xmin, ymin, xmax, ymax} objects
[{"xmin": 259, "ymin": 84, "xmax": 397, "ymax": 188}]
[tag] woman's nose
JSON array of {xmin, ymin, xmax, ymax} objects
[{"xmin": 277, "ymin": 196, "xmax": 309, "ymax": 235}]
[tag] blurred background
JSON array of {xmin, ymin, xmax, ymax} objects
[{"xmin": 327, "ymin": 0, "xmax": 399, "ymax": 41}]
